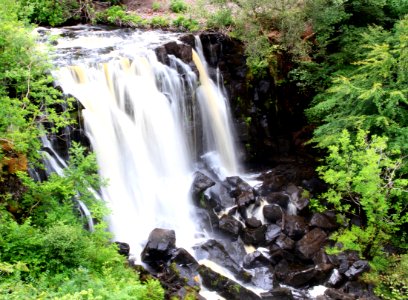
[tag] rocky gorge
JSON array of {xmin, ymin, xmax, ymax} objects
[{"xmin": 104, "ymin": 33, "xmax": 380, "ymax": 300}]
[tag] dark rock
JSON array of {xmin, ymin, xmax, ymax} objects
[
  {"xmin": 245, "ymin": 216, "xmax": 262, "ymax": 229},
  {"xmin": 324, "ymin": 288, "xmax": 356, "ymax": 300},
  {"xmin": 310, "ymin": 212, "xmax": 339, "ymax": 230},
  {"xmin": 163, "ymin": 41, "xmax": 193, "ymax": 62},
  {"xmin": 242, "ymin": 225, "xmax": 267, "ymax": 246},
  {"xmin": 193, "ymin": 239, "xmax": 241, "ymax": 275},
  {"xmin": 171, "ymin": 247, "xmax": 199, "ymax": 268},
  {"xmin": 296, "ymin": 228, "xmax": 327, "ymax": 259},
  {"xmin": 327, "ymin": 269, "xmax": 343, "ymax": 287},
  {"xmin": 179, "ymin": 34, "xmax": 195, "ymax": 47},
  {"xmin": 286, "ymin": 184, "xmax": 309, "ymax": 211},
  {"xmin": 302, "ymin": 177, "xmax": 327, "ymax": 194},
  {"xmin": 344, "ymin": 260, "xmax": 369, "ymax": 279},
  {"xmin": 236, "ymin": 190, "xmax": 256, "ymax": 207},
  {"xmin": 281, "ymin": 215, "xmax": 308, "ymax": 240},
  {"xmin": 313, "ymin": 249, "xmax": 331, "ymax": 265},
  {"xmin": 198, "ymin": 265, "xmax": 261, "ymax": 300},
  {"xmin": 275, "ymin": 234, "xmax": 295, "ymax": 250},
  {"xmin": 191, "ymin": 171, "xmax": 215, "ymax": 203},
  {"xmin": 260, "ymin": 287, "xmax": 294, "ymax": 300},
  {"xmin": 341, "ymin": 281, "xmax": 381, "ymax": 299},
  {"xmin": 263, "ymin": 193, "xmax": 290, "ymax": 208},
  {"xmin": 222, "ymin": 238, "xmax": 247, "ymax": 264},
  {"xmin": 256, "ymin": 173, "xmax": 286, "ymax": 195},
  {"xmin": 243, "ymin": 251, "xmax": 271, "ymax": 269},
  {"xmin": 155, "ymin": 46, "xmax": 169, "ymax": 65},
  {"xmin": 219, "ymin": 214, "xmax": 243, "ymax": 236},
  {"xmin": 265, "ymin": 224, "xmax": 282, "ymax": 244},
  {"xmin": 329, "ymin": 251, "xmax": 360, "ymax": 274},
  {"xmin": 269, "ymin": 248, "xmax": 296, "ymax": 265},
  {"xmin": 281, "ymin": 266, "xmax": 317, "ymax": 287},
  {"xmin": 263, "ymin": 204, "xmax": 283, "ymax": 223},
  {"xmin": 209, "ymin": 184, "xmax": 235, "ymax": 209},
  {"xmin": 141, "ymin": 228, "xmax": 176, "ymax": 268},
  {"xmin": 115, "ymin": 241, "xmax": 130, "ymax": 257}
]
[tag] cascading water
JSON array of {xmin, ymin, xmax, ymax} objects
[{"xmin": 51, "ymin": 26, "xmax": 240, "ymax": 258}]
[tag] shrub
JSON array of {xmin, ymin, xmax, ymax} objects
[
  {"xmin": 206, "ymin": 8, "xmax": 234, "ymax": 29},
  {"xmin": 170, "ymin": 0, "xmax": 188, "ymax": 13},
  {"xmin": 150, "ymin": 16, "xmax": 170, "ymax": 28},
  {"xmin": 172, "ymin": 16, "xmax": 200, "ymax": 31},
  {"xmin": 152, "ymin": 1, "xmax": 161, "ymax": 11}
]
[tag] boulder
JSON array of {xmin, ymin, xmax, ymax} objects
[
  {"xmin": 219, "ymin": 214, "xmax": 243, "ymax": 237},
  {"xmin": 141, "ymin": 228, "xmax": 176, "ymax": 268},
  {"xmin": 265, "ymin": 224, "xmax": 282, "ymax": 244},
  {"xmin": 263, "ymin": 193, "xmax": 290, "ymax": 208},
  {"xmin": 263, "ymin": 204, "xmax": 283, "ymax": 223},
  {"xmin": 245, "ymin": 216, "xmax": 262, "ymax": 229},
  {"xmin": 285, "ymin": 184, "xmax": 309, "ymax": 211},
  {"xmin": 114, "ymin": 241, "xmax": 130, "ymax": 257},
  {"xmin": 193, "ymin": 239, "xmax": 241, "ymax": 275},
  {"xmin": 226, "ymin": 176, "xmax": 255, "ymax": 207},
  {"xmin": 242, "ymin": 225, "xmax": 267, "ymax": 246},
  {"xmin": 191, "ymin": 171, "xmax": 215, "ymax": 206},
  {"xmin": 296, "ymin": 228, "xmax": 327, "ymax": 259},
  {"xmin": 260, "ymin": 287, "xmax": 294, "ymax": 300},
  {"xmin": 275, "ymin": 234, "xmax": 295, "ymax": 250},
  {"xmin": 281, "ymin": 215, "xmax": 308, "ymax": 240},
  {"xmin": 198, "ymin": 265, "xmax": 261, "ymax": 300},
  {"xmin": 243, "ymin": 251, "xmax": 271, "ymax": 269},
  {"xmin": 327, "ymin": 269, "xmax": 343, "ymax": 287},
  {"xmin": 281, "ymin": 266, "xmax": 317, "ymax": 287},
  {"xmin": 344, "ymin": 260, "xmax": 369, "ymax": 279},
  {"xmin": 324, "ymin": 288, "xmax": 356, "ymax": 300},
  {"xmin": 310, "ymin": 212, "xmax": 338, "ymax": 230}
]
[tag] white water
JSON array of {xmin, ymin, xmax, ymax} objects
[{"xmin": 52, "ymin": 26, "xmax": 240, "ymax": 257}]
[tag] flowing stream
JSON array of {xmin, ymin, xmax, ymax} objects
[{"xmin": 49, "ymin": 25, "xmax": 240, "ymax": 258}]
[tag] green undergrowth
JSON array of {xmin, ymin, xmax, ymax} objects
[{"xmin": 95, "ymin": 5, "xmax": 201, "ymax": 31}]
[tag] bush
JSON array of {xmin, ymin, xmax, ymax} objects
[
  {"xmin": 150, "ymin": 16, "xmax": 170, "ymax": 28},
  {"xmin": 170, "ymin": 0, "xmax": 188, "ymax": 13},
  {"xmin": 206, "ymin": 8, "xmax": 234, "ymax": 29},
  {"xmin": 152, "ymin": 1, "xmax": 161, "ymax": 11},
  {"xmin": 172, "ymin": 16, "xmax": 200, "ymax": 31}
]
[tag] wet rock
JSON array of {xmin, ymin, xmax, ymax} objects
[
  {"xmin": 263, "ymin": 204, "xmax": 283, "ymax": 223},
  {"xmin": 281, "ymin": 266, "xmax": 317, "ymax": 287},
  {"xmin": 263, "ymin": 193, "xmax": 290, "ymax": 208},
  {"xmin": 296, "ymin": 228, "xmax": 327, "ymax": 259},
  {"xmin": 191, "ymin": 171, "xmax": 215, "ymax": 205},
  {"xmin": 163, "ymin": 41, "xmax": 192, "ymax": 62},
  {"xmin": 265, "ymin": 224, "xmax": 282, "ymax": 244},
  {"xmin": 275, "ymin": 234, "xmax": 295, "ymax": 250},
  {"xmin": 341, "ymin": 281, "xmax": 380, "ymax": 299},
  {"xmin": 243, "ymin": 251, "xmax": 271, "ymax": 269},
  {"xmin": 260, "ymin": 287, "xmax": 294, "ymax": 300},
  {"xmin": 198, "ymin": 265, "xmax": 261, "ymax": 300},
  {"xmin": 236, "ymin": 191, "xmax": 256, "ymax": 207},
  {"xmin": 195, "ymin": 207, "xmax": 219, "ymax": 233},
  {"xmin": 256, "ymin": 172, "xmax": 286, "ymax": 195},
  {"xmin": 281, "ymin": 215, "xmax": 308, "ymax": 240},
  {"xmin": 219, "ymin": 214, "xmax": 243, "ymax": 237},
  {"xmin": 141, "ymin": 228, "xmax": 176, "ymax": 268},
  {"xmin": 324, "ymin": 288, "xmax": 356, "ymax": 300},
  {"xmin": 193, "ymin": 239, "xmax": 241, "ymax": 275},
  {"xmin": 344, "ymin": 260, "xmax": 369, "ymax": 279},
  {"xmin": 226, "ymin": 176, "xmax": 256, "ymax": 207},
  {"xmin": 327, "ymin": 269, "xmax": 343, "ymax": 287},
  {"xmin": 155, "ymin": 46, "xmax": 169, "ymax": 65},
  {"xmin": 209, "ymin": 184, "xmax": 235, "ymax": 209},
  {"xmin": 286, "ymin": 184, "xmax": 309, "ymax": 211},
  {"xmin": 242, "ymin": 225, "xmax": 267, "ymax": 246},
  {"xmin": 250, "ymin": 267, "xmax": 275, "ymax": 291},
  {"xmin": 246, "ymin": 216, "xmax": 262, "ymax": 229},
  {"xmin": 329, "ymin": 251, "xmax": 360, "ymax": 275},
  {"xmin": 302, "ymin": 177, "xmax": 327, "ymax": 194},
  {"xmin": 269, "ymin": 248, "xmax": 297, "ymax": 265},
  {"xmin": 313, "ymin": 249, "xmax": 331, "ymax": 265},
  {"xmin": 310, "ymin": 212, "xmax": 339, "ymax": 230},
  {"xmin": 115, "ymin": 241, "xmax": 130, "ymax": 257},
  {"xmin": 222, "ymin": 238, "xmax": 247, "ymax": 264}
]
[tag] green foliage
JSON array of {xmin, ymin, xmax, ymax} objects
[
  {"xmin": 366, "ymin": 254, "xmax": 408, "ymax": 300},
  {"xmin": 307, "ymin": 17, "xmax": 408, "ymax": 154},
  {"xmin": 150, "ymin": 16, "xmax": 170, "ymax": 28},
  {"xmin": 16, "ymin": 0, "xmax": 82, "ymax": 26},
  {"xmin": 206, "ymin": 8, "xmax": 234, "ymax": 29},
  {"xmin": 172, "ymin": 16, "xmax": 200, "ymax": 31},
  {"xmin": 170, "ymin": 0, "xmax": 188, "ymax": 13},
  {"xmin": 316, "ymin": 130, "xmax": 408, "ymax": 258},
  {"xmin": 152, "ymin": 1, "xmax": 162, "ymax": 11}
]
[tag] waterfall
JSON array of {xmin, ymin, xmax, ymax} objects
[
  {"xmin": 193, "ymin": 37, "xmax": 240, "ymax": 178},
  {"xmin": 51, "ymin": 26, "xmax": 240, "ymax": 257}
]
